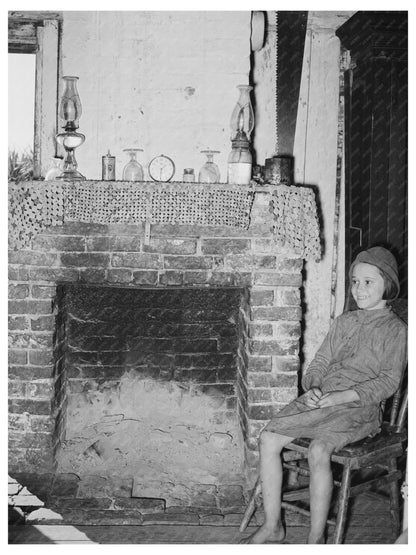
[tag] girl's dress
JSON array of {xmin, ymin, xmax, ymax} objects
[{"xmin": 265, "ymin": 307, "xmax": 407, "ymax": 450}]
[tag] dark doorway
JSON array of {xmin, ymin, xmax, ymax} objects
[{"xmin": 337, "ymin": 11, "xmax": 408, "ymax": 297}]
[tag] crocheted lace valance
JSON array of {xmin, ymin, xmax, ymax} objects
[{"xmin": 8, "ymin": 180, "xmax": 321, "ymax": 261}]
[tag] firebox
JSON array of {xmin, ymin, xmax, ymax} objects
[{"xmin": 53, "ymin": 284, "xmax": 248, "ymax": 491}]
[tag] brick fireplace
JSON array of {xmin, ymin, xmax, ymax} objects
[{"xmin": 9, "ymin": 182, "xmax": 308, "ymax": 502}]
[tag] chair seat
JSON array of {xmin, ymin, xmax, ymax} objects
[{"xmin": 285, "ymin": 424, "xmax": 405, "ymax": 467}]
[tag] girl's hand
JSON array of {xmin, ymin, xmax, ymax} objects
[
  {"xmin": 317, "ymin": 389, "xmax": 359, "ymax": 408},
  {"xmin": 304, "ymin": 387, "xmax": 323, "ymax": 408}
]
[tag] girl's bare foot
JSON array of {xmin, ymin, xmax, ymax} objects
[{"xmin": 240, "ymin": 523, "xmax": 286, "ymax": 544}]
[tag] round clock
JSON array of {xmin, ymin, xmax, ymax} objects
[{"xmin": 148, "ymin": 154, "xmax": 176, "ymax": 182}]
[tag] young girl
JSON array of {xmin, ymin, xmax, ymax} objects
[{"xmin": 242, "ymin": 246, "xmax": 407, "ymax": 544}]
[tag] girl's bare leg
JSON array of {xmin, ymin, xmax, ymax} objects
[
  {"xmin": 241, "ymin": 431, "xmax": 294, "ymax": 544},
  {"xmin": 307, "ymin": 439, "xmax": 334, "ymax": 544}
]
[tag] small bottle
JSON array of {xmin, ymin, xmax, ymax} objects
[
  {"xmin": 102, "ymin": 150, "xmax": 116, "ymax": 180},
  {"xmin": 183, "ymin": 168, "xmax": 195, "ymax": 182}
]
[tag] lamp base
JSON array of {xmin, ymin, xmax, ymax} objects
[{"xmin": 56, "ymin": 170, "xmax": 86, "ymax": 181}]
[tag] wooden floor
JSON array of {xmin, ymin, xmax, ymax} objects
[{"xmin": 9, "ymin": 491, "xmax": 402, "ymax": 544}]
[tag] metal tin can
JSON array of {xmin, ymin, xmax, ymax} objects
[{"xmin": 102, "ymin": 150, "xmax": 116, "ymax": 180}]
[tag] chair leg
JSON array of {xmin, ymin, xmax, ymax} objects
[
  {"xmin": 333, "ymin": 464, "xmax": 352, "ymax": 544},
  {"xmin": 240, "ymin": 477, "xmax": 262, "ymax": 532},
  {"xmin": 287, "ymin": 461, "xmax": 301, "ymax": 487},
  {"xmin": 387, "ymin": 459, "xmax": 401, "ymax": 538}
]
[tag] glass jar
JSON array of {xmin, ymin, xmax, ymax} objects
[
  {"xmin": 183, "ymin": 168, "xmax": 195, "ymax": 182},
  {"xmin": 198, "ymin": 150, "xmax": 220, "ymax": 183},
  {"xmin": 45, "ymin": 157, "xmax": 63, "ymax": 180},
  {"xmin": 122, "ymin": 148, "xmax": 144, "ymax": 181}
]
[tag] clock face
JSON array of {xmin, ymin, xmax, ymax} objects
[{"xmin": 148, "ymin": 155, "xmax": 175, "ymax": 182}]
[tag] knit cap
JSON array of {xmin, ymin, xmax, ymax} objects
[{"xmin": 350, "ymin": 246, "xmax": 400, "ymax": 299}]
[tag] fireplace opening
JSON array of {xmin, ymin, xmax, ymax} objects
[{"xmin": 53, "ymin": 283, "xmax": 249, "ymax": 493}]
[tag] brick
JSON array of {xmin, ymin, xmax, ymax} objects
[
  {"xmin": 216, "ymin": 367, "xmax": 237, "ymax": 381},
  {"xmin": 275, "ymin": 258, "xmax": 303, "ymax": 272},
  {"xmin": 8, "ymin": 284, "xmax": 30, "ymax": 299},
  {"xmin": 49, "ymin": 508, "xmax": 143, "ymax": 525},
  {"xmin": 271, "ymin": 386, "xmax": 298, "ymax": 404},
  {"xmin": 9, "ymin": 316, "xmax": 30, "ymax": 331},
  {"xmin": 248, "ymin": 323, "xmax": 273, "ymax": 337},
  {"xmin": 111, "ymin": 252, "xmax": 161, "ymax": 268},
  {"xmin": 9, "ymin": 413, "xmax": 30, "ymax": 431},
  {"xmin": 85, "ymin": 236, "xmax": 110, "ymax": 251},
  {"xmin": 226, "ymin": 255, "xmax": 276, "ymax": 270},
  {"xmin": 246, "ymin": 373, "xmax": 272, "ymax": 387},
  {"xmin": 29, "ymin": 415, "xmax": 55, "ymax": 433},
  {"xmin": 48, "ymin": 497, "xmax": 112, "ymax": 510},
  {"xmin": 144, "ymin": 238, "xmax": 197, "ymax": 255},
  {"xmin": 274, "ymin": 321, "xmax": 302, "ymax": 339},
  {"xmin": 248, "ymin": 388, "xmax": 272, "ymax": 403},
  {"xmin": 76, "ymin": 476, "xmax": 133, "ymax": 498},
  {"xmin": 31, "ymin": 285, "xmax": 56, "ymax": 299},
  {"xmin": 26, "ymin": 381, "xmax": 53, "ymax": 399},
  {"xmin": 201, "ymin": 238, "xmax": 250, "ymax": 255},
  {"xmin": 248, "ymin": 404, "xmax": 284, "ymax": 420},
  {"xmin": 113, "ymin": 497, "xmax": 165, "ymax": 513},
  {"xmin": 199, "ymin": 514, "xmax": 225, "ymax": 524},
  {"xmin": 250, "ymin": 339, "xmax": 298, "ymax": 356},
  {"xmin": 250, "ymin": 289, "xmax": 274, "ymax": 306},
  {"xmin": 8, "ymin": 381, "xmax": 26, "ymax": 397},
  {"xmin": 142, "ymin": 512, "xmax": 199, "ymax": 525},
  {"xmin": 164, "ymin": 255, "xmax": 213, "ymax": 269},
  {"xmin": 111, "ymin": 235, "xmax": 141, "ymax": 251},
  {"xmin": 9, "ymin": 432, "xmax": 52, "ymax": 449},
  {"xmin": 8, "ymin": 448, "xmax": 55, "ymax": 472},
  {"xmin": 9, "ymin": 398, "xmax": 51, "ymax": 415},
  {"xmin": 8, "ymin": 267, "xmax": 29, "ymax": 281},
  {"xmin": 61, "ymin": 253, "xmax": 110, "ymax": 267},
  {"xmin": 158, "ymin": 271, "xmax": 184, "ymax": 285},
  {"xmin": 207, "ymin": 272, "xmax": 252, "ymax": 286},
  {"xmin": 274, "ymin": 287, "xmax": 302, "ymax": 306},
  {"xmin": 254, "ymin": 273, "xmax": 303, "ymax": 287},
  {"xmin": 33, "ymin": 235, "xmax": 85, "ymax": 251},
  {"xmin": 8, "ymin": 350, "xmax": 28, "ymax": 365},
  {"xmin": 79, "ymin": 269, "xmax": 107, "ymax": 282},
  {"xmin": 30, "ymin": 316, "xmax": 55, "ymax": 331},
  {"xmin": 29, "ymin": 350, "xmax": 54, "ymax": 365},
  {"xmin": 132, "ymin": 270, "xmax": 158, "ymax": 285},
  {"xmin": 246, "ymin": 356, "xmax": 272, "ymax": 372},
  {"xmin": 29, "ymin": 268, "xmax": 79, "ymax": 282},
  {"xmin": 45, "ymin": 222, "xmax": 108, "ymax": 235},
  {"xmin": 182, "ymin": 271, "xmax": 211, "ymax": 285},
  {"xmin": 8, "ymin": 366, "xmax": 52, "ymax": 380},
  {"xmin": 9, "ymin": 300, "xmax": 52, "ymax": 315},
  {"xmin": 8, "ymin": 251, "xmax": 57, "ymax": 266},
  {"xmin": 252, "ymin": 306, "xmax": 302, "ymax": 321},
  {"xmin": 273, "ymin": 356, "xmax": 300, "ymax": 373},
  {"xmin": 107, "ymin": 269, "xmax": 132, "ymax": 283}
]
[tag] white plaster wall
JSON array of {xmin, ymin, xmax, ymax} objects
[
  {"xmin": 60, "ymin": 11, "xmax": 252, "ymax": 181},
  {"xmin": 293, "ymin": 15, "xmax": 345, "ymax": 371}
]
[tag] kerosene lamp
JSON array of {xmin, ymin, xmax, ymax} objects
[
  {"xmin": 227, "ymin": 85, "xmax": 254, "ymax": 185},
  {"xmin": 56, "ymin": 76, "xmax": 86, "ymax": 180}
]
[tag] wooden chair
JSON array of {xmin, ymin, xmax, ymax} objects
[{"xmin": 240, "ymin": 302, "xmax": 408, "ymax": 544}]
